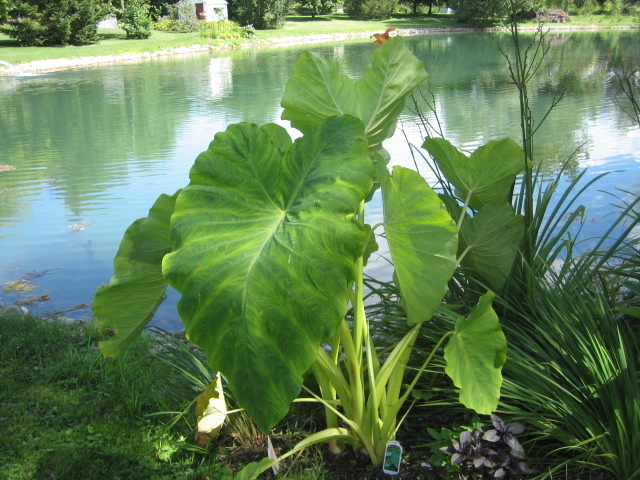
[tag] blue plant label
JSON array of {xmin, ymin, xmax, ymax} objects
[{"xmin": 382, "ymin": 440, "xmax": 402, "ymax": 475}]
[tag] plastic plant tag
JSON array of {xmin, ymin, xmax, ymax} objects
[
  {"xmin": 267, "ymin": 436, "xmax": 280, "ymax": 474},
  {"xmin": 382, "ymin": 440, "xmax": 402, "ymax": 475}
]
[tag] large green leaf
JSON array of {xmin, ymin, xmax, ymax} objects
[
  {"xmin": 382, "ymin": 166, "xmax": 458, "ymax": 325},
  {"xmin": 443, "ymin": 292, "xmax": 506, "ymax": 414},
  {"xmin": 459, "ymin": 203, "xmax": 524, "ymax": 293},
  {"xmin": 163, "ymin": 116, "xmax": 374, "ymax": 431},
  {"xmin": 281, "ymin": 36, "xmax": 429, "ymax": 151},
  {"xmin": 423, "ymin": 138, "xmax": 526, "ymax": 210},
  {"xmin": 93, "ymin": 192, "xmax": 178, "ymax": 356}
]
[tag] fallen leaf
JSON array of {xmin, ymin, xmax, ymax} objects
[
  {"xmin": 371, "ymin": 27, "xmax": 396, "ymax": 46},
  {"xmin": 194, "ymin": 374, "xmax": 227, "ymax": 447}
]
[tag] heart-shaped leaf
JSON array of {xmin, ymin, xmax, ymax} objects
[
  {"xmin": 281, "ymin": 36, "xmax": 429, "ymax": 151},
  {"xmin": 163, "ymin": 116, "xmax": 374, "ymax": 431},
  {"xmin": 94, "ymin": 191, "xmax": 178, "ymax": 356},
  {"xmin": 423, "ymin": 138, "xmax": 526, "ymax": 210},
  {"xmin": 444, "ymin": 292, "xmax": 506, "ymax": 415},
  {"xmin": 382, "ymin": 166, "xmax": 458, "ymax": 325},
  {"xmin": 459, "ymin": 203, "xmax": 524, "ymax": 292}
]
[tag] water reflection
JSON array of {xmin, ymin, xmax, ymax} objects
[
  {"xmin": 208, "ymin": 57, "xmax": 233, "ymax": 101},
  {"xmin": 0, "ymin": 31, "xmax": 638, "ymax": 328}
]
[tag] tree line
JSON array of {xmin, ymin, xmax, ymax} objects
[{"xmin": 0, "ymin": 0, "xmax": 637, "ymax": 46}]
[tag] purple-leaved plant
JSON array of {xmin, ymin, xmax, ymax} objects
[{"xmin": 440, "ymin": 415, "xmax": 531, "ymax": 480}]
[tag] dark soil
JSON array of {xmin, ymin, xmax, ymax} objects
[{"xmin": 213, "ymin": 421, "xmax": 617, "ymax": 480}]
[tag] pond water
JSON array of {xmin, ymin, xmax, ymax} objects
[{"xmin": 1, "ymin": 30, "xmax": 638, "ymax": 330}]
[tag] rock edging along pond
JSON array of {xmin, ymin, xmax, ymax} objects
[{"xmin": 0, "ymin": 24, "xmax": 638, "ymax": 76}]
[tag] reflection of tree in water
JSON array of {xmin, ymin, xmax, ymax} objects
[
  {"xmin": 408, "ymin": 31, "xmax": 638, "ymax": 178},
  {"xmin": 0, "ymin": 58, "xmax": 202, "ymax": 222},
  {"xmin": 605, "ymin": 33, "xmax": 640, "ymax": 130}
]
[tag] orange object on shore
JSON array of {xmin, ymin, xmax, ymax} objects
[{"xmin": 371, "ymin": 27, "xmax": 396, "ymax": 46}]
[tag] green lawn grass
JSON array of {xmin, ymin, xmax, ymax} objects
[
  {"xmin": 2, "ymin": 12, "xmax": 636, "ymax": 67},
  {"xmin": 0, "ymin": 311, "xmax": 342, "ymax": 480},
  {"xmin": 0, "ymin": 29, "xmax": 209, "ymax": 65},
  {"xmin": 0, "ymin": 14, "xmax": 459, "ymax": 65}
]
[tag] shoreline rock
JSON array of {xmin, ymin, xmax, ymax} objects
[{"xmin": 0, "ymin": 24, "xmax": 637, "ymax": 76}]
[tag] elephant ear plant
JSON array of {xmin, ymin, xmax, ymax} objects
[{"xmin": 93, "ymin": 37, "xmax": 507, "ymax": 475}]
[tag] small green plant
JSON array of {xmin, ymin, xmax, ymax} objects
[
  {"xmin": 121, "ymin": 0, "xmax": 154, "ymax": 39},
  {"xmin": 199, "ymin": 20, "xmax": 255, "ymax": 39}
]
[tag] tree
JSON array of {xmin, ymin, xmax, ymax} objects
[
  {"xmin": 2, "ymin": 0, "xmax": 110, "ymax": 46},
  {"xmin": 0, "ymin": 0, "xmax": 8, "ymax": 24},
  {"xmin": 450, "ymin": 0, "xmax": 537, "ymax": 25},
  {"xmin": 229, "ymin": 0, "xmax": 293, "ymax": 28},
  {"xmin": 344, "ymin": 0, "xmax": 398, "ymax": 19},
  {"xmin": 165, "ymin": 0, "xmax": 199, "ymax": 31},
  {"xmin": 297, "ymin": 0, "xmax": 340, "ymax": 18},
  {"xmin": 402, "ymin": 0, "xmax": 441, "ymax": 15}
]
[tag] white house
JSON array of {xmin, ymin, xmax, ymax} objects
[{"xmin": 190, "ymin": 0, "xmax": 228, "ymax": 21}]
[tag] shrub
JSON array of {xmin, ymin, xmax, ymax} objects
[
  {"xmin": 2, "ymin": 0, "xmax": 108, "ymax": 46},
  {"xmin": 164, "ymin": 0, "xmax": 200, "ymax": 31},
  {"xmin": 121, "ymin": 0, "xmax": 154, "ymax": 39},
  {"xmin": 229, "ymin": 0, "xmax": 293, "ymax": 29},
  {"xmin": 344, "ymin": 0, "xmax": 399, "ymax": 18},
  {"xmin": 154, "ymin": 17, "xmax": 181, "ymax": 31},
  {"xmin": 198, "ymin": 20, "xmax": 256, "ymax": 38}
]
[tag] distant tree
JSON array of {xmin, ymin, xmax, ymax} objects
[
  {"xmin": 148, "ymin": 0, "xmax": 180, "ymax": 18},
  {"xmin": 297, "ymin": 0, "xmax": 340, "ymax": 18},
  {"xmin": 450, "ymin": 0, "xmax": 537, "ymax": 24},
  {"xmin": 230, "ymin": 0, "xmax": 293, "ymax": 28},
  {"xmin": 402, "ymin": 0, "xmax": 441, "ymax": 14},
  {"xmin": 2, "ymin": 0, "xmax": 110, "ymax": 46},
  {"xmin": 344, "ymin": 0, "xmax": 398, "ymax": 18}
]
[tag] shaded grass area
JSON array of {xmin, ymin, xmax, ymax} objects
[{"xmin": 0, "ymin": 312, "xmax": 234, "ymax": 480}]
